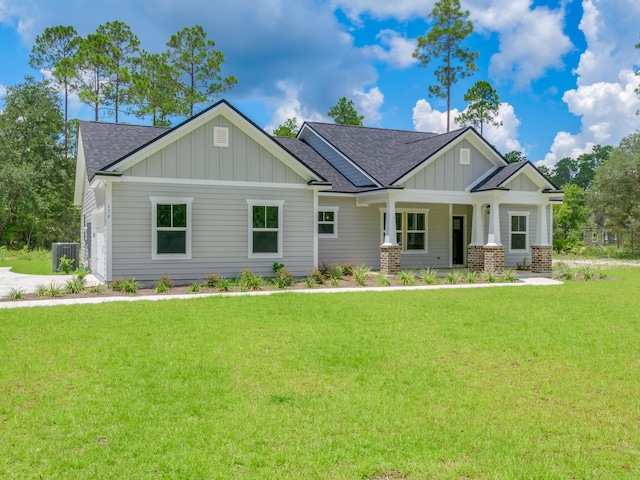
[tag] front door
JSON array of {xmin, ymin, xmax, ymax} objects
[{"xmin": 452, "ymin": 216, "xmax": 465, "ymax": 266}]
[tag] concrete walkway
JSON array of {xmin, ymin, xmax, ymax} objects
[
  {"xmin": 0, "ymin": 267, "xmax": 99, "ymax": 299},
  {"xmin": 0, "ymin": 275, "xmax": 562, "ymax": 310}
]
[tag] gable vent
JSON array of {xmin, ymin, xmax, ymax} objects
[
  {"xmin": 460, "ymin": 148, "xmax": 471, "ymax": 165},
  {"xmin": 213, "ymin": 126, "xmax": 229, "ymax": 147}
]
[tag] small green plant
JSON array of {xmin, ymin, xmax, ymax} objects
[
  {"xmin": 326, "ymin": 264, "xmax": 344, "ymax": 284},
  {"xmin": 352, "ymin": 264, "xmax": 371, "ymax": 286},
  {"xmin": 304, "ymin": 277, "xmax": 315, "ymax": 288},
  {"xmin": 482, "ymin": 271, "xmax": 497, "ymax": 283},
  {"xmin": 340, "ymin": 263, "xmax": 354, "ymax": 276},
  {"xmin": 398, "ymin": 269, "xmax": 417, "ymax": 286},
  {"xmin": 47, "ymin": 281, "xmax": 62, "ymax": 297},
  {"xmin": 598, "ymin": 271, "xmax": 608, "ymax": 280},
  {"xmin": 56, "ymin": 255, "xmax": 75, "ymax": 274},
  {"xmin": 205, "ymin": 273, "xmax": 221, "ymax": 288},
  {"xmin": 516, "ymin": 256, "xmax": 531, "ymax": 271},
  {"xmin": 8, "ymin": 287, "xmax": 24, "ymax": 300},
  {"xmin": 110, "ymin": 279, "xmax": 124, "ymax": 292},
  {"xmin": 375, "ymin": 274, "xmax": 390, "ymax": 287},
  {"xmin": 216, "ymin": 277, "xmax": 231, "ymax": 291},
  {"xmin": 272, "ymin": 262, "xmax": 285, "ymax": 274},
  {"xmin": 156, "ymin": 272, "xmax": 173, "ymax": 289},
  {"xmin": 188, "ymin": 282, "xmax": 202, "ymax": 293},
  {"xmin": 445, "ymin": 270, "xmax": 464, "ymax": 284},
  {"xmin": 34, "ymin": 283, "xmax": 48, "ymax": 297},
  {"xmin": 307, "ymin": 268, "xmax": 324, "ymax": 285},
  {"xmin": 419, "ymin": 268, "xmax": 438, "ymax": 285},
  {"xmin": 274, "ymin": 267, "xmax": 294, "ymax": 288},
  {"xmin": 503, "ymin": 269, "xmax": 518, "ymax": 283},
  {"xmin": 579, "ymin": 265, "xmax": 596, "ymax": 281},
  {"xmin": 88, "ymin": 285, "xmax": 102, "ymax": 293},
  {"xmin": 65, "ymin": 275, "xmax": 86, "ymax": 294},
  {"xmin": 122, "ymin": 278, "xmax": 140, "ymax": 294},
  {"xmin": 463, "ymin": 269, "xmax": 478, "ymax": 284},
  {"xmin": 239, "ymin": 269, "xmax": 263, "ymax": 291},
  {"xmin": 155, "ymin": 282, "xmax": 169, "ymax": 293}
]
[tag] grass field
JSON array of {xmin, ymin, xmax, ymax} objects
[
  {"xmin": 1, "ymin": 267, "xmax": 639, "ymax": 479},
  {"xmin": 0, "ymin": 248, "xmax": 53, "ymax": 274}
]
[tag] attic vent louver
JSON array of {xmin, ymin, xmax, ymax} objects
[
  {"xmin": 460, "ymin": 148, "xmax": 470, "ymax": 165},
  {"xmin": 213, "ymin": 126, "xmax": 229, "ymax": 147}
]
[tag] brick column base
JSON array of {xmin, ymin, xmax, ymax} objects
[
  {"xmin": 380, "ymin": 245, "xmax": 401, "ymax": 275},
  {"xmin": 467, "ymin": 245, "xmax": 485, "ymax": 272},
  {"xmin": 483, "ymin": 245, "xmax": 505, "ymax": 273},
  {"xmin": 531, "ymin": 245, "xmax": 553, "ymax": 274}
]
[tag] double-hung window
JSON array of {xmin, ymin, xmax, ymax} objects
[
  {"xmin": 150, "ymin": 196, "xmax": 193, "ymax": 259},
  {"xmin": 382, "ymin": 209, "xmax": 428, "ymax": 252},
  {"xmin": 248, "ymin": 200, "xmax": 284, "ymax": 257},
  {"xmin": 318, "ymin": 208, "xmax": 338, "ymax": 237},
  {"xmin": 509, "ymin": 212, "xmax": 529, "ymax": 252}
]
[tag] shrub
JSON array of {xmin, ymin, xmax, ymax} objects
[
  {"xmin": 419, "ymin": 268, "xmax": 439, "ymax": 285},
  {"xmin": 48, "ymin": 281, "xmax": 62, "ymax": 297},
  {"xmin": 122, "ymin": 279, "xmax": 140, "ymax": 294},
  {"xmin": 463, "ymin": 269, "xmax": 478, "ymax": 284},
  {"xmin": 482, "ymin": 271, "xmax": 497, "ymax": 283},
  {"xmin": 306, "ymin": 268, "xmax": 324, "ymax": 285},
  {"xmin": 56, "ymin": 255, "xmax": 75, "ymax": 274},
  {"xmin": 272, "ymin": 262, "xmax": 284, "ymax": 274},
  {"xmin": 239, "ymin": 269, "xmax": 263, "ymax": 291},
  {"xmin": 34, "ymin": 283, "xmax": 48, "ymax": 297},
  {"xmin": 304, "ymin": 277, "xmax": 315, "ymax": 288},
  {"xmin": 503, "ymin": 269, "xmax": 518, "ymax": 283},
  {"xmin": 110, "ymin": 279, "xmax": 125, "ymax": 292},
  {"xmin": 516, "ymin": 257, "xmax": 531, "ymax": 271},
  {"xmin": 274, "ymin": 267, "xmax": 294, "ymax": 288},
  {"xmin": 216, "ymin": 277, "xmax": 231, "ymax": 291},
  {"xmin": 205, "ymin": 273, "xmax": 221, "ymax": 288},
  {"xmin": 326, "ymin": 264, "xmax": 344, "ymax": 283},
  {"xmin": 552, "ymin": 263, "xmax": 573, "ymax": 280},
  {"xmin": 375, "ymin": 274, "xmax": 390, "ymax": 287},
  {"xmin": 8, "ymin": 287, "xmax": 24, "ymax": 300},
  {"xmin": 65, "ymin": 275, "xmax": 86, "ymax": 294},
  {"xmin": 88, "ymin": 285, "xmax": 102, "ymax": 293},
  {"xmin": 157, "ymin": 272, "xmax": 173, "ymax": 289},
  {"xmin": 353, "ymin": 264, "xmax": 371, "ymax": 286},
  {"xmin": 340, "ymin": 263, "xmax": 354, "ymax": 276},
  {"xmin": 155, "ymin": 282, "xmax": 169, "ymax": 293},
  {"xmin": 579, "ymin": 265, "xmax": 596, "ymax": 281},
  {"xmin": 445, "ymin": 270, "xmax": 464, "ymax": 284},
  {"xmin": 398, "ymin": 269, "xmax": 417, "ymax": 286},
  {"xmin": 189, "ymin": 282, "xmax": 202, "ymax": 293}
]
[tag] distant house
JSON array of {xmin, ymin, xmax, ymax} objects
[{"xmin": 73, "ymin": 100, "xmax": 562, "ymax": 285}]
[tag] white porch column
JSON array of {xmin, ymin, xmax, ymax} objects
[
  {"xmin": 536, "ymin": 203, "xmax": 550, "ymax": 246},
  {"xmin": 382, "ymin": 194, "xmax": 398, "ymax": 246},
  {"xmin": 487, "ymin": 201, "xmax": 502, "ymax": 246},
  {"xmin": 471, "ymin": 203, "xmax": 485, "ymax": 245}
]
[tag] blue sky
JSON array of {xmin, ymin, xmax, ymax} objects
[{"xmin": 1, "ymin": 0, "xmax": 639, "ymax": 167}]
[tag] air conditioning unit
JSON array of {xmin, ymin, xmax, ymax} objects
[{"xmin": 52, "ymin": 242, "xmax": 80, "ymax": 272}]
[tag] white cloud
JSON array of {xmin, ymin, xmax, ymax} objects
[
  {"xmin": 541, "ymin": 70, "xmax": 640, "ymax": 167},
  {"xmin": 413, "ymin": 99, "xmax": 524, "ymax": 154},
  {"xmin": 353, "ymin": 86, "xmax": 384, "ymax": 124},
  {"xmin": 264, "ymin": 80, "xmax": 325, "ymax": 133},
  {"xmin": 0, "ymin": 83, "xmax": 6, "ymax": 97},
  {"xmin": 467, "ymin": 0, "xmax": 572, "ymax": 88},
  {"xmin": 330, "ymin": 0, "xmax": 432, "ymax": 22},
  {"xmin": 364, "ymin": 30, "xmax": 418, "ymax": 69}
]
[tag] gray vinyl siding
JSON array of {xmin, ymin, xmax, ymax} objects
[
  {"xmin": 504, "ymin": 173, "xmax": 540, "ymax": 192},
  {"xmin": 318, "ymin": 196, "xmax": 381, "ymax": 268},
  {"xmin": 305, "ymin": 132, "xmax": 376, "ymax": 187},
  {"xmin": 122, "ymin": 115, "xmax": 307, "ymax": 185},
  {"xmin": 402, "ymin": 140, "xmax": 494, "ymax": 191},
  {"xmin": 397, "ymin": 203, "xmax": 451, "ymax": 269},
  {"xmin": 497, "ymin": 204, "xmax": 548, "ymax": 267},
  {"xmin": 110, "ymin": 181, "xmax": 314, "ymax": 285},
  {"xmin": 79, "ymin": 175, "xmax": 100, "ymax": 269}
]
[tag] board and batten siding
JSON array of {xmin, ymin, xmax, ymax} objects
[
  {"xmin": 318, "ymin": 196, "xmax": 381, "ymax": 268},
  {"xmin": 121, "ymin": 115, "xmax": 307, "ymax": 185},
  {"xmin": 79, "ymin": 176, "xmax": 101, "ymax": 269},
  {"xmin": 504, "ymin": 173, "xmax": 540, "ymax": 192},
  {"xmin": 110, "ymin": 182, "xmax": 315, "ymax": 284},
  {"xmin": 402, "ymin": 140, "xmax": 494, "ymax": 191}
]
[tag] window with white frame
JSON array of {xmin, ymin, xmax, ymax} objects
[
  {"xmin": 318, "ymin": 208, "xmax": 338, "ymax": 237},
  {"xmin": 150, "ymin": 196, "xmax": 193, "ymax": 259},
  {"xmin": 509, "ymin": 212, "xmax": 529, "ymax": 252},
  {"xmin": 382, "ymin": 209, "xmax": 428, "ymax": 252},
  {"xmin": 248, "ymin": 200, "xmax": 284, "ymax": 257}
]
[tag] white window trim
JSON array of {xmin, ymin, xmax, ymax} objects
[
  {"xmin": 508, "ymin": 210, "xmax": 530, "ymax": 253},
  {"xmin": 379, "ymin": 208, "xmax": 429, "ymax": 253},
  {"xmin": 247, "ymin": 199, "xmax": 284, "ymax": 258},
  {"xmin": 150, "ymin": 196, "xmax": 193, "ymax": 260},
  {"xmin": 317, "ymin": 207, "xmax": 339, "ymax": 238}
]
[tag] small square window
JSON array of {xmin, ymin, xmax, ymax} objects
[{"xmin": 318, "ymin": 208, "xmax": 338, "ymax": 237}]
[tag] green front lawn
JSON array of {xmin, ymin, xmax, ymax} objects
[
  {"xmin": 0, "ymin": 248, "xmax": 53, "ymax": 274},
  {"xmin": 1, "ymin": 268, "xmax": 639, "ymax": 479}
]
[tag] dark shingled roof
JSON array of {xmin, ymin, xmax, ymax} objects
[
  {"xmin": 79, "ymin": 121, "xmax": 170, "ymax": 178},
  {"xmin": 471, "ymin": 161, "xmax": 528, "ymax": 192},
  {"xmin": 304, "ymin": 122, "xmax": 470, "ymax": 186}
]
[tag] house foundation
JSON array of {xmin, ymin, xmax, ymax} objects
[
  {"xmin": 467, "ymin": 245, "xmax": 485, "ymax": 272},
  {"xmin": 380, "ymin": 245, "xmax": 401, "ymax": 275},
  {"xmin": 483, "ymin": 245, "xmax": 505, "ymax": 273},
  {"xmin": 531, "ymin": 245, "xmax": 553, "ymax": 274}
]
